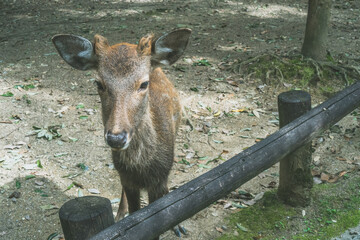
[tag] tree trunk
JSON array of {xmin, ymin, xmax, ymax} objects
[{"xmin": 301, "ymin": 0, "xmax": 332, "ymax": 60}]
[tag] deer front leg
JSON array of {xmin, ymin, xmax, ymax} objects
[
  {"xmin": 115, "ymin": 189, "xmax": 128, "ymax": 221},
  {"xmin": 123, "ymin": 186, "xmax": 140, "ymax": 214},
  {"xmin": 148, "ymin": 183, "xmax": 187, "ymax": 239},
  {"xmin": 148, "ymin": 182, "xmax": 169, "ymax": 204}
]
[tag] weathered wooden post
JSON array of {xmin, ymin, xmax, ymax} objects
[
  {"xmin": 277, "ymin": 90, "xmax": 313, "ymax": 206},
  {"xmin": 59, "ymin": 196, "xmax": 115, "ymax": 240}
]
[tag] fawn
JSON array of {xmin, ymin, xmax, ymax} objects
[{"xmin": 52, "ymin": 28, "xmax": 191, "ymax": 238}]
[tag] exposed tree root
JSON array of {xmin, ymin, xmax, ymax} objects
[{"xmin": 227, "ymin": 53, "xmax": 360, "ymax": 87}]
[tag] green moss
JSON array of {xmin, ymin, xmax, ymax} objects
[
  {"xmin": 247, "ymin": 55, "xmax": 316, "ymax": 88},
  {"xmin": 299, "ymin": 66, "xmax": 315, "ymax": 86},
  {"xmin": 243, "ymin": 55, "xmax": 345, "ymax": 96},
  {"xmin": 218, "ymin": 175, "xmax": 360, "ymax": 240},
  {"xmin": 218, "ymin": 191, "xmax": 297, "ymax": 240}
]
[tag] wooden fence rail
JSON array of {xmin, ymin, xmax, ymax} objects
[{"xmin": 60, "ymin": 81, "xmax": 360, "ymax": 240}]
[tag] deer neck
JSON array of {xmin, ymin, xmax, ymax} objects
[{"xmin": 118, "ymin": 105, "xmax": 157, "ymax": 165}]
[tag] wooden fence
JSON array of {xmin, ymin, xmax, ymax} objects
[{"xmin": 59, "ymin": 81, "xmax": 360, "ymax": 240}]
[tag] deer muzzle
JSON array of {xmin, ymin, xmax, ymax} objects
[{"xmin": 105, "ymin": 130, "xmax": 130, "ymax": 150}]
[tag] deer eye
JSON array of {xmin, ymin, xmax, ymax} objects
[
  {"xmin": 139, "ymin": 81, "xmax": 149, "ymax": 91},
  {"xmin": 94, "ymin": 80, "xmax": 105, "ymax": 91}
]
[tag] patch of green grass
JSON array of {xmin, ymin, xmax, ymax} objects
[
  {"xmin": 218, "ymin": 191, "xmax": 297, "ymax": 240},
  {"xmin": 193, "ymin": 59, "xmax": 211, "ymax": 66},
  {"xmin": 218, "ymin": 175, "xmax": 360, "ymax": 240},
  {"xmin": 14, "ymin": 84, "xmax": 35, "ymax": 90},
  {"xmin": 1, "ymin": 91, "xmax": 14, "ymax": 97}
]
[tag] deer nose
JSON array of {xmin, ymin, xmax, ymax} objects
[{"xmin": 106, "ymin": 130, "xmax": 129, "ymax": 150}]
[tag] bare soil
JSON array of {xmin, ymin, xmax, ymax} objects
[{"xmin": 0, "ymin": 0, "xmax": 359, "ymax": 239}]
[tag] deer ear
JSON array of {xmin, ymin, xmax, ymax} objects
[
  {"xmin": 52, "ymin": 34, "xmax": 98, "ymax": 70},
  {"xmin": 137, "ymin": 33, "xmax": 154, "ymax": 56},
  {"xmin": 151, "ymin": 28, "xmax": 191, "ymax": 66}
]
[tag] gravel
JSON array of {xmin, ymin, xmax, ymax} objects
[{"xmin": 332, "ymin": 225, "xmax": 360, "ymax": 240}]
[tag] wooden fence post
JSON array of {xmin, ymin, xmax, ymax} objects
[
  {"xmin": 277, "ymin": 90, "xmax": 313, "ymax": 206},
  {"xmin": 59, "ymin": 196, "xmax": 115, "ymax": 240}
]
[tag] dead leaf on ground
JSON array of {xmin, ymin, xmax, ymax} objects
[
  {"xmin": 213, "ymin": 111, "xmax": 221, "ymax": 117},
  {"xmin": 336, "ymin": 156, "xmax": 347, "ymax": 161},
  {"xmin": 311, "ymin": 169, "xmax": 321, "ymax": 176},
  {"xmin": 320, "ymin": 172, "xmax": 330, "ymax": 182},
  {"xmin": 215, "ymin": 227, "xmax": 224, "ymax": 233},
  {"xmin": 88, "ymin": 188, "xmax": 100, "ymax": 194},
  {"xmin": 260, "ymin": 181, "xmax": 277, "ymax": 188},
  {"xmin": 223, "ymin": 202, "xmax": 232, "ymax": 209},
  {"xmin": 327, "ymin": 176, "xmax": 340, "ymax": 183},
  {"xmin": 231, "ymin": 108, "xmax": 248, "ymax": 113},
  {"xmin": 268, "ymin": 181, "xmax": 277, "ymax": 188},
  {"xmin": 338, "ymin": 170, "xmax": 347, "ymax": 178},
  {"xmin": 320, "ymin": 171, "xmax": 347, "ymax": 183},
  {"xmin": 242, "ymin": 192, "xmax": 264, "ymax": 206},
  {"xmin": 221, "ymin": 149, "xmax": 229, "ymax": 155},
  {"xmin": 253, "ymin": 109, "xmax": 260, "ymax": 118},
  {"xmin": 40, "ymin": 204, "xmax": 59, "ymax": 211},
  {"xmin": 226, "ymin": 80, "xmax": 239, "ymax": 87}
]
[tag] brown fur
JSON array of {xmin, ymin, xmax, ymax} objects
[{"xmin": 93, "ymin": 35, "xmax": 181, "ymax": 221}]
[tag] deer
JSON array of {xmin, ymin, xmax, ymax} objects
[{"xmin": 52, "ymin": 28, "xmax": 191, "ymax": 238}]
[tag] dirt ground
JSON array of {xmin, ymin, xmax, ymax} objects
[{"xmin": 0, "ymin": 0, "xmax": 359, "ymax": 239}]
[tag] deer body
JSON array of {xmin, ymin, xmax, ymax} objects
[
  {"xmin": 112, "ymin": 67, "xmax": 181, "ymax": 216},
  {"xmin": 52, "ymin": 29, "xmax": 191, "ymax": 232}
]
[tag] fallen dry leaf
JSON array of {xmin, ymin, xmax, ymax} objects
[
  {"xmin": 253, "ymin": 109, "xmax": 260, "ymax": 118},
  {"xmin": 192, "ymin": 114, "xmax": 200, "ymax": 119},
  {"xmin": 213, "ymin": 111, "xmax": 221, "ymax": 117},
  {"xmin": 327, "ymin": 176, "xmax": 339, "ymax": 183},
  {"xmin": 336, "ymin": 156, "xmax": 347, "ymax": 161},
  {"xmin": 231, "ymin": 108, "xmax": 247, "ymax": 113},
  {"xmin": 223, "ymin": 202, "xmax": 232, "ymax": 209},
  {"xmin": 215, "ymin": 227, "xmax": 224, "ymax": 233},
  {"xmin": 221, "ymin": 150, "xmax": 229, "ymax": 155},
  {"xmin": 311, "ymin": 169, "xmax": 321, "ymax": 176},
  {"xmin": 268, "ymin": 181, "xmax": 277, "ymax": 188},
  {"xmin": 338, "ymin": 171, "xmax": 347, "ymax": 177},
  {"xmin": 88, "ymin": 188, "xmax": 100, "ymax": 194},
  {"xmin": 320, "ymin": 172, "xmax": 330, "ymax": 182},
  {"xmin": 320, "ymin": 171, "xmax": 346, "ymax": 183},
  {"xmin": 226, "ymin": 80, "xmax": 239, "ymax": 87},
  {"xmin": 343, "ymin": 135, "xmax": 352, "ymax": 141}
]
